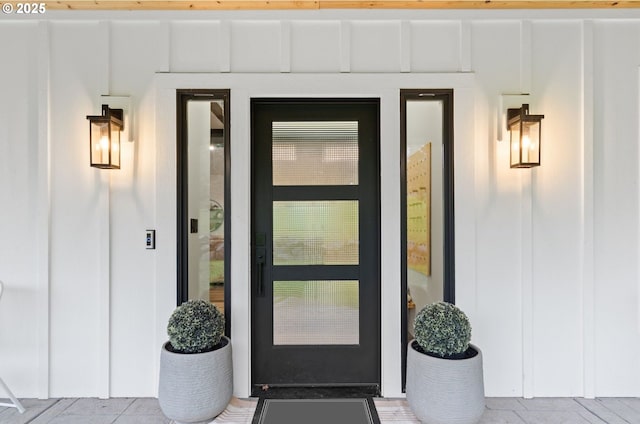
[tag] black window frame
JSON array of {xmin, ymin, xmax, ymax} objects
[
  {"xmin": 176, "ymin": 89, "xmax": 232, "ymax": 337},
  {"xmin": 400, "ymin": 89, "xmax": 455, "ymax": 390}
]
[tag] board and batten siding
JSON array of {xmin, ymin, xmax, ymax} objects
[{"xmin": 0, "ymin": 9, "xmax": 638, "ymax": 399}]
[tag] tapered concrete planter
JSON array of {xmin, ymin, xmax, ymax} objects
[
  {"xmin": 159, "ymin": 336, "xmax": 233, "ymax": 424},
  {"xmin": 406, "ymin": 340, "xmax": 485, "ymax": 424}
]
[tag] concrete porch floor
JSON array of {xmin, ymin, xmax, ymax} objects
[{"xmin": 1, "ymin": 397, "xmax": 639, "ymax": 423}]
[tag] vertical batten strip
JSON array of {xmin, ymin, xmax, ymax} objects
[
  {"xmin": 521, "ymin": 169, "xmax": 534, "ymax": 398},
  {"xmin": 97, "ymin": 20, "xmax": 111, "ymax": 400},
  {"xmin": 37, "ymin": 20, "xmax": 51, "ymax": 400},
  {"xmin": 636, "ymin": 27, "xmax": 640, "ymax": 399},
  {"xmin": 100, "ymin": 21, "xmax": 110, "ymax": 95},
  {"xmin": 520, "ymin": 19, "xmax": 534, "ymax": 399},
  {"xmin": 340, "ymin": 21, "xmax": 351, "ymax": 73},
  {"xmin": 98, "ymin": 172, "xmax": 111, "ymax": 399},
  {"xmin": 581, "ymin": 20, "xmax": 596, "ymax": 399},
  {"xmin": 460, "ymin": 20, "xmax": 471, "ymax": 72},
  {"xmin": 400, "ymin": 20, "xmax": 411, "ymax": 73},
  {"xmin": 520, "ymin": 20, "xmax": 533, "ymax": 94},
  {"xmin": 281, "ymin": 21, "xmax": 291, "ymax": 73},
  {"xmin": 637, "ymin": 72, "xmax": 640, "ymax": 393},
  {"xmin": 220, "ymin": 20, "xmax": 231, "ymax": 73},
  {"xmin": 160, "ymin": 21, "xmax": 171, "ymax": 73}
]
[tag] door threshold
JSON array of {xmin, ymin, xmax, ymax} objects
[{"xmin": 251, "ymin": 385, "xmax": 380, "ymax": 399}]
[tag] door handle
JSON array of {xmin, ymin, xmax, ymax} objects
[{"xmin": 256, "ymin": 247, "xmax": 266, "ymax": 297}]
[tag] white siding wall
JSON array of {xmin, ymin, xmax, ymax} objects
[
  {"xmin": 593, "ymin": 20, "xmax": 640, "ymax": 396},
  {"xmin": 1, "ymin": 9, "xmax": 639, "ymax": 399},
  {"xmin": 0, "ymin": 20, "xmax": 42, "ymax": 398}
]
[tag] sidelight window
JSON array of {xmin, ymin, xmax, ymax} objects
[{"xmin": 177, "ymin": 90, "xmax": 231, "ymax": 335}]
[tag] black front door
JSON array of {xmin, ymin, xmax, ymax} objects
[{"xmin": 251, "ymin": 98, "xmax": 381, "ymax": 387}]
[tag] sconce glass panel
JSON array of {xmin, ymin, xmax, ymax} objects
[
  {"xmin": 522, "ymin": 120, "xmax": 540, "ymax": 165},
  {"xmin": 110, "ymin": 124, "xmax": 121, "ymax": 168},
  {"xmin": 509, "ymin": 120, "xmax": 521, "ymax": 168},
  {"xmin": 90, "ymin": 120, "xmax": 110, "ymax": 168}
]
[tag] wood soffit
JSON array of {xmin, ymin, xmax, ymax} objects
[{"xmin": 1, "ymin": 0, "xmax": 639, "ymax": 11}]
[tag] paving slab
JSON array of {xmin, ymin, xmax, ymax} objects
[
  {"xmin": 0, "ymin": 399, "xmax": 59, "ymax": 424},
  {"xmin": 619, "ymin": 398, "xmax": 640, "ymax": 413},
  {"xmin": 487, "ymin": 398, "xmax": 528, "ymax": 411},
  {"xmin": 517, "ymin": 398, "xmax": 584, "ymax": 411},
  {"xmin": 45, "ymin": 414, "xmax": 119, "ymax": 424},
  {"xmin": 121, "ymin": 398, "xmax": 164, "ymax": 415},
  {"xmin": 516, "ymin": 411, "xmax": 605, "ymax": 424},
  {"xmin": 479, "ymin": 409, "xmax": 527, "ymax": 423},
  {"xmin": 576, "ymin": 398, "xmax": 630, "ymax": 424},
  {"xmin": 30, "ymin": 399, "xmax": 78, "ymax": 423},
  {"xmin": 60, "ymin": 398, "xmax": 135, "ymax": 416},
  {"xmin": 113, "ymin": 414, "xmax": 170, "ymax": 423},
  {"xmin": 597, "ymin": 398, "xmax": 640, "ymax": 423}
]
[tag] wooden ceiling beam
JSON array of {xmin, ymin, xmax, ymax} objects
[{"xmin": 1, "ymin": 0, "xmax": 638, "ymax": 10}]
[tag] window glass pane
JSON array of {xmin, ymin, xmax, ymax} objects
[
  {"xmin": 187, "ymin": 99, "xmax": 226, "ymax": 314},
  {"xmin": 405, "ymin": 100, "xmax": 444, "ymax": 338},
  {"xmin": 272, "ymin": 121, "xmax": 358, "ymax": 186},
  {"xmin": 273, "ymin": 201, "xmax": 359, "ymax": 265},
  {"xmin": 273, "ymin": 280, "xmax": 359, "ymax": 345}
]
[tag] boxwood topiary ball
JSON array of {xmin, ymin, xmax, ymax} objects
[
  {"xmin": 414, "ymin": 301, "xmax": 471, "ymax": 358},
  {"xmin": 167, "ymin": 299, "xmax": 225, "ymax": 354}
]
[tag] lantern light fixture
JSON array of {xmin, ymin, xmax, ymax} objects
[
  {"xmin": 87, "ymin": 104, "xmax": 124, "ymax": 169},
  {"xmin": 507, "ymin": 104, "xmax": 544, "ymax": 168}
]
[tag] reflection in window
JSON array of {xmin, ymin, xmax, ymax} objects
[
  {"xmin": 407, "ymin": 143, "xmax": 431, "ymax": 277},
  {"xmin": 405, "ymin": 100, "xmax": 444, "ymax": 339},
  {"xmin": 187, "ymin": 99, "xmax": 226, "ymax": 315}
]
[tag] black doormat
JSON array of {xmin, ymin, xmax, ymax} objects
[
  {"xmin": 255, "ymin": 398, "xmax": 377, "ymax": 424},
  {"xmin": 251, "ymin": 387, "xmax": 381, "ymax": 424}
]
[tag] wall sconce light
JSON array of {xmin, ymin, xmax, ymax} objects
[
  {"xmin": 86, "ymin": 105, "xmax": 124, "ymax": 169},
  {"xmin": 507, "ymin": 104, "xmax": 544, "ymax": 168}
]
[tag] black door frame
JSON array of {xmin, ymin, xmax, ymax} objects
[
  {"xmin": 176, "ymin": 89, "xmax": 232, "ymax": 336},
  {"xmin": 400, "ymin": 89, "xmax": 455, "ymax": 390},
  {"xmin": 250, "ymin": 98, "xmax": 381, "ymax": 389}
]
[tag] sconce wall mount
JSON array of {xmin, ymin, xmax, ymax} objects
[
  {"xmin": 87, "ymin": 104, "xmax": 124, "ymax": 169},
  {"xmin": 507, "ymin": 104, "xmax": 544, "ymax": 169}
]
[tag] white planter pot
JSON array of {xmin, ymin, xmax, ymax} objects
[
  {"xmin": 406, "ymin": 340, "xmax": 485, "ymax": 424},
  {"xmin": 159, "ymin": 336, "xmax": 233, "ymax": 424}
]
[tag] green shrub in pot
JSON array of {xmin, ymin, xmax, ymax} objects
[
  {"xmin": 167, "ymin": 299, "xmax": 225, "ymax": 353},
  {"xmin": 413, "ymin": 300, "xmax": 471, "ymax": 358}
]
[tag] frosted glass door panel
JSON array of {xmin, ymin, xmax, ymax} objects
[
  {"xmin": 273, "ymin": 280, "xmax": 359, "ymax": 345},
  {"xmin": 273, "ymin": 201, "xmax": 359, "ymax": 265},
  {"xmin": 272, "ymin": 121, "xmax": 358, "ymax": 186}
]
